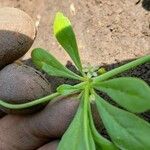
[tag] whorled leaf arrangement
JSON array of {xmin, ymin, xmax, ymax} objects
[{"xmin": 0, "ymin": 12, "xmax": 150, "ymax": 150}]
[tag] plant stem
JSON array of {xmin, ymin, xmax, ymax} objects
[
  {"xmin": 67, "ymin": 69, "xmax": 85, "ymax": 81},
  {"xmin": 0, "ymin": 92, "xmax": 60, "ymax": 109},
  {"xmin": 83, "ymin": 83, "xmax": 90, "ymax": 150},
  {"xmin": 0, "ymin": 81, "xmax": 86, "ymax": 110},
  {"xmin": 93, "ymin": 55, "xmax": 150, "ymax": 83},
  {"xmin": 73, "ymin": 81, "xmax": 86, "ymax": 89}
]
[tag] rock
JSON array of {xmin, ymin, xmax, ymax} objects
[
  {"xmin": 0, "ymin": 7, "xmax": 36, "ymax": 69},
  {"xmin": 0, "ymin": 63, "xmax": 51, "ymax": 114}
]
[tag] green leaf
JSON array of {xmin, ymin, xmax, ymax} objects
[
  {"xmin": 54, "ymin": 12, "xmax": 83, "ymax": 73},
  {"xmin": 31, "ymin": 48, "xmax": 82, "ymax": 80},
  {"xmin": 57, "ymin": 84, "xmax": 80, "ymax": 96},
  {"xmin": 94, "ymin": 77, "xmax": 150, "ymax": 113},
  {"xmin": 58, "ymin": 90, "xmax": 95, "ymax": 150},
  {"xmin": 95, "ymin": 93, "xmax": 150, "ymax": 150},
  {"xmin": 88, "ymin": 102, "xmax": 117, "ymax": 150}
]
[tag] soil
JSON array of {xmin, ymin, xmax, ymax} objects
[
  {"xmin": 0, "ymin": 0, "xmax": 150, "ymax": 143},
  {"xmin": 1, "ymin": 0, "xmax": 149, "ymax": 84},
  {"xmin": 0, "ymin": 0, "xmax": 149, "ymax": 66}
]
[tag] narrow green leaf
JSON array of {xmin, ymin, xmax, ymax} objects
[
  {"xmin": 88, "ymin": 102, "xmax": 117, "ymax": 150},
  {"xmin": 94, "ymin": 77, "xmax": 150, "ymax": 113},
  {"xmin": 95, "ymin": 93, "xmax": 150, "ymax": 150},
  {"xmin": 57, "ymin": 84, "xmax": 80, "ymax": 96},
  {"xmin": 31, "ymin": 48, "xmax": 82, "ymax": 80},
  {"xmin": 54, "ymin": 12, "xmax": 83, "ymax": 73},
  {"xmin": 58, "ymin": 90, "xmax": 95, "ymax": 150}
]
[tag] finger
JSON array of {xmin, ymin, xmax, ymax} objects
[
  {"xmin": 27, "ymin": 95, "xmax": 79, "ymax": 138},
  {"xmin": 37, "ymin": 140, "xmax": 59, "ymax": 150},
  {"xmin": 0, "ymin": 115, "xmax": 48, "ymax": 150},
  {"xmin": 27, "ymin": 96, "xmax": 103, "ymax": 139},
  {"xmin": 0, "ymin": 95, "xmax": 79, "ymax": 150}
]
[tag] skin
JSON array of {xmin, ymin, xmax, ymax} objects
[
  {"xmin": 0, "ymin": 94, "xmax": 103, "ymax": 150},
  {"xmin": 37, "ymin": 141, "xmax": 60, "ymax": 150},
  {"xmin": 0, "ymin": 96, "xmax": 79, "ymax": 150},
  {"xmin": 0, "ymin": 63, "xmax": 52, "ymax": 114},
  {"xmin": 0, "ymin": 7, "xmax": 103, "ymax": 149},
  {"xmin": 0, "ymin": 63, "xmax": 103, "ymax": 149},
  {"xmin": 0, "ymin": 7, "xmax": 36, "ymax": 69}
]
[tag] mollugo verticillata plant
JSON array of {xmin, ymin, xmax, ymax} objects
[{"xmin": 0, "ymin": 12, "xmax": 150, "ymax": 150}]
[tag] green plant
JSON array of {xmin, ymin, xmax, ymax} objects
[{"xmin": 0, "ymin": 12, "xmax": 150, "ymax": 150}]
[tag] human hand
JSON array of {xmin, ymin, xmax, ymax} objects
[
  {"xmin": 0, "ymin": 7, "xmax": 102, "ymax": 150},
  {"xmin": 0, "ymin": 96, "xmax": 79, "ymax": 150}
]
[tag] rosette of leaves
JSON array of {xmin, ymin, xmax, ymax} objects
[{"xmin": 0, "ymin": 12, "xmax": 150, "ymax": 150}]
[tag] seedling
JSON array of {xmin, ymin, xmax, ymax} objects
[{"xmin": 0, "ymin": 12, "xmax": 150, "ymax": 150}]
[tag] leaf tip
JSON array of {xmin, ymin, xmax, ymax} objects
[{"xmin": 53, "ymin": 11, "xmax": 71, "ymax": 36}]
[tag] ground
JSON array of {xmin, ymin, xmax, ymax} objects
[{"xmin": 0, "ymin": 0, "xmax": 149, "ymax": 66}]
